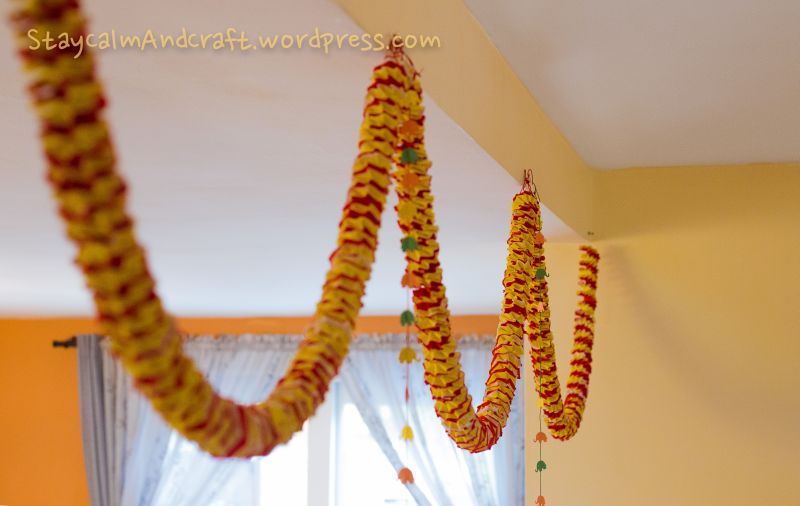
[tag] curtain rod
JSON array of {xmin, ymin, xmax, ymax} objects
[
  {"xmin": 52, "ymin": 336, "xmax": 77, "ymax": 349},
  {"xmin": 49, "ymin": 333, "xmax": 496, "ymax": 350}
]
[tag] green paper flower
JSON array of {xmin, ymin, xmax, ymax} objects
[
  {"xmin": 535, "ymin": 460, "xmax": 547, "ymax": 472},
  {"xmin": 401, "ymin": 236, "xmax": 418, "ymax": 252},
  {"xmin": 401, "ymin": 147, "xmax": 419, "ymax": 164},
  {"xmin": 535, "ymin": 268, "xmax": 549, "ymax": 280},
  {"xmin": 400, "ymin": 310, "xmax": 415, "ymax": 326}
]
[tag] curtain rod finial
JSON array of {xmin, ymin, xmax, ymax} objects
[{"xmin": 53, "ymin": 336, "xmax": 77, "ymax": 349}]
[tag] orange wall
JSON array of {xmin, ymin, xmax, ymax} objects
[{"xmin": 0, "ymin": 315, "xmax": 498, "ymax": 506}]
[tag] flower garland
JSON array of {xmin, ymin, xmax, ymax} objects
[
  {"xmin": 12, "ymin": 0, "xmax": 408, "ymax": 458},
  {"xmin": 529, "ymin": 238, "xmax": 600, "ymax": 440},
  {"xmin": 12, "ymin": 0, "xmax": 599, "ymax": 460},
  {"xmin": 392, "ymin": 71, "xmax": 540, "ymax": 452},
  {"xmin": 527, "ymin": 238, "xmax": 599, "ymax": 505}
]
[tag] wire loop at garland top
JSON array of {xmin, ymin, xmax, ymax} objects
[{"xmin": 521, "ymin": 169, "xmax": 540, "ymax": 201}]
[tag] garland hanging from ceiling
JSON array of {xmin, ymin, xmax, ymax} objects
[{"xmin": 11, "ymin": 0, "xmax": 599, "ymax": 458}]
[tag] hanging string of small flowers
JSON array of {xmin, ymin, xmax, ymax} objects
[
  {"xmin": 397, "ymin": 273, "xmax": 418, "ymax": 485},
  {"xmin": 520, "ymin": 176, "xmax": 599, "ymax": 504},
  {"xmin": 11, "ymin": 0, "xmax": 599, "ymax": 462},
  {"xmin": 394, "ymin": 59, "xmax": 423, "ymax": 484},
  {"xmin": 399, "ymin": 197, "xmax": 421, "ymax": 484},
  {"xmin": 534, "ymin": 392, "xmax": 548, "ymax": 506},
  {"xmin": 527, "ymin": 189, "xmax": 550, "ymax": 504}
]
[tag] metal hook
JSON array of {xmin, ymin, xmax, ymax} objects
[
  {"xmin": 386, "ymin": 35, "xmax": 419, "ymax": 78},
  {"xmin": 387, "ymin": 33, "xmax": 404, "ymax": 57},
  {"xmin": 521, "ymin": 169, "xmax": 540, "ymax": 200}
]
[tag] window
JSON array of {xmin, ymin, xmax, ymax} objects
[
  {"xmin": 258, "ymin": 421, "xmax": 309, "ymax": 505},
  {"xmin": 333, "ymin": 390, "xmax": 414, "ymax": 505},
  {"xmin": 238, "ymin": 381, "xmax": 416, "ymax": 506},
  {"xmin": 140, "ymin": 337, "xmax": 522, "ymax": 506}
]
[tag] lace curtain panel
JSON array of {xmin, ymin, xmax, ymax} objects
[{"xmin": 77, "ymin": 333, "xmax": 524, "ymax": 506}]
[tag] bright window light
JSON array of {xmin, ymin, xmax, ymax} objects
[
  {"xmin": 258, "ymin": 422, "xmax": 309, "ymax": 506},
  {"xmin": 333, "ymin": 392, "xmax": 414, "ymax": 505}
]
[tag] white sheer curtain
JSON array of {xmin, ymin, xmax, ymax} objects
[
  {"xmin": 147, "ymin": 335, "xmax": 301, "ymax": 506},
  {"xmin": 78, "ymin": 333, "xmax": 523, "ymax": 506},
  {"xmin": 340, "ymin": 334, "xmax": 525, "ymax": 506},
  {"xmin": 78, "ymin": 334, "xmax": 299, "ymax": 506}
]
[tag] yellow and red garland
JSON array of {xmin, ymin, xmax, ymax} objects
[
  {"xmin": 393, "ymin": 94, "xmax": 539, "ymax": 452},
  {"xmin": 11, "ymin": 0, "xmax": 599, "ymax": 461},
  {"xmin": 529, "ymin": 241, "xmax": 600, "ymax": 441},
  {"xmin": 391, "ymin": 72, "xmax": 600, "ymax": 452}
]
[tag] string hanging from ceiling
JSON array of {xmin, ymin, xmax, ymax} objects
[{"xmin": 397, "ymin": 271, "xmax": 417, "ymax": 484}]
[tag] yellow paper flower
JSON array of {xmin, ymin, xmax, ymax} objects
[{"xmin": 398, "ymin": 347, "xmax": 417, "ymax": 364}]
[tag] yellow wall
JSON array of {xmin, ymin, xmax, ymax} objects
[
  {"xmin": 524, "ymin": 165, "xmax": 800, "ymax": 505},
  {"xmin": 0, "ymin": 315, "xmax": 498, "ymax": 506}
]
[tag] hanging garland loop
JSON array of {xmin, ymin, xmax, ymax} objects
[{"xmin": 11, "ymin": 0, "xmax": 599, "ymax": 457}]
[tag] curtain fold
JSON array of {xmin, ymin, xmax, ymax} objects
[
  {"xmin": 77, "ymin": 333, "xmax": 173, "ymax": 506},
  {"xmin": 77, "ymin": 333, "xmax": 523, "ymax": 506},
  {"xmin": 77, "ymin": 334, "xmax": 111, "ymax": 506},
  {"xmin": 147, "ymin": 336, "xmax": 298, "ymax": 506},
  {"xmin": 78, "ymin": 335, "xmax": 299, "ymax": 506}
]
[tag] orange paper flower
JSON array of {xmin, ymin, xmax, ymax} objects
[
  {"xmin": 400, "ymin": 172, "xmax": 421, "ymax": 191},
  {"xmin": 401, "ymin": 271, "xmax": 422, "ymax": 288},
  {"xmin": 399, "ymin": 120, "xmax": 422, "ymax": 136},
  {"xmin": 398, "ymin": 467, "xmax": 415, "ymax": 484}
]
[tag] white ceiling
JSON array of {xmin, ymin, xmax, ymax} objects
[
  {"xmin": 465, "ymin": 0, "xmax": 800, "ymax": 169},
  {"xmin": 0, "ymin": 0, "xmax": 575, "ymax": 316}
]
